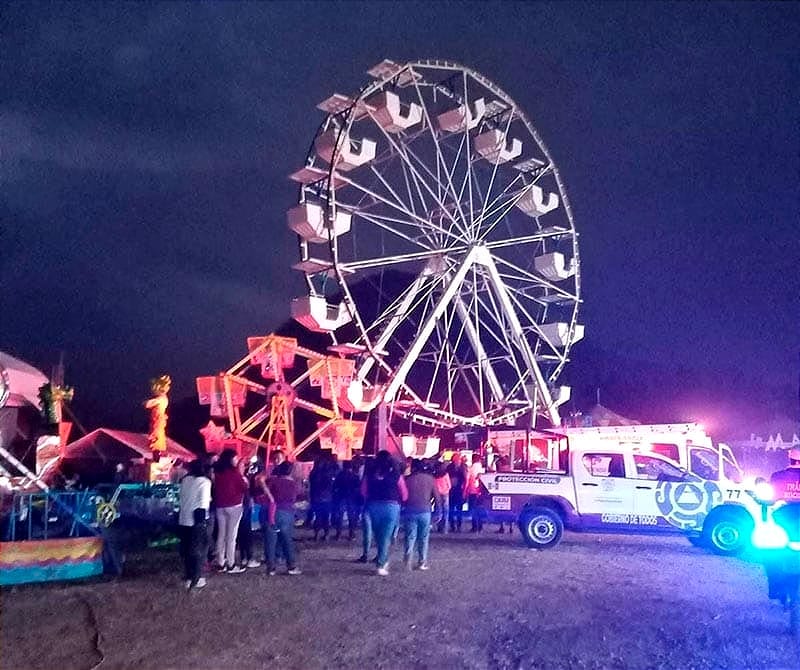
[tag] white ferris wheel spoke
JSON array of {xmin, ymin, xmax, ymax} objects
[
  {"xmin": 464, "ymin": 284, "xmax": 533, "ymax": 407},
  {"xmin": 434, "ymin": 310, "xmax": 484, "ymax": 419},
  {"xmin": 399, "ymin": 143, "xmax": 470, "ymax": 242},
  {"xmin": 362, "ymin": 272, "xmax": 431, "ymax": 340},
  {"xmin": 356, "ymin": 272, "xmax": 435, "ymax": 382},
  {"xmin": 475, "ymin": 284, "xmax": 529, "ymax": 399},
  {"xmin": 472, "ymin": 171, "xmax": 525, "ymax": 231},
  {"xmin": 484, "ymin": 229, "xmax": 571, "ymax": 251},
  {"xmin": 478, "ymin": 252, "xmax": 559, "ymax": 424},
  {"xmin": 409, "ymin": 74, "xmax": 473, "ymax": 237},
  {"xmin": 382, "ymin": 246, "xmax": 482, "ymax": 403},
  {"xmin": 462, "ymin": 70, "xmax": 476, "ymax": 232},
  {"xmin": 473, "ymin": 103, "xmax": 516, "ymax": 241},
  {"xmin": 336, "ymin": 172, "xmax": 445, "ymax": 240},
  {"xmin": 502, "ymin": 284, "xmax": 569, "ymax": 367},
  {"xmin": 493, "ymin": 255, "xmax": 578, "ymax": 302},
  {"xmin": 434, "ymin": 284, "xmax": 496, "ymax": 408},
  {"xmin": 362, "ymin": 105, "xmax": 469, "ymax": 240},
  {"xmin": 339, "ymin": 247, "xmax": 454, "ymax": 273},
  {"xmin": 477, "ymin": 178, "xmax": 542, "ymax": 243}
]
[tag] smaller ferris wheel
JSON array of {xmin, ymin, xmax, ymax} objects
[{"xmin": 287, "ymin": 59, "xmax": 584, "ymax": 431}]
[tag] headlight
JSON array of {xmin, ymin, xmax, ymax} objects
[
  {"xmin": 752, "ymin": 522, "xmax": 789, "ymax": 549},
  {"xmin": 753, "ymin": 481, "xmax": 775, "ymax": 503}
]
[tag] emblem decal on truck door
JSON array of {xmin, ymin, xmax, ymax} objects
[{"xmin": 655, "ymin": 481, "xmax": 723, "ymax": 529}]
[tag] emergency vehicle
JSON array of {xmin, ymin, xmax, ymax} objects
[{"xmin": 480, "ymin": 423, "xmax": 759, "ymax": 555}]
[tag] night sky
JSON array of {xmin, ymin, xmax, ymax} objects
[{"xmin": 2, "ymin": 2, "xmax": 798, "ymax": 439}]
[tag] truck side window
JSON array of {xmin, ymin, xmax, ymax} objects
[
  {"xmin": 582, "ymin": 453, "xmax": 625, "ymax": 478},
  {"xmin": 689, "ymin": 449, "xmax": 718, "ymax": 481},
  {"xmin": 633, "ymin": 455, "xmax": 684, "ymax": 481}
]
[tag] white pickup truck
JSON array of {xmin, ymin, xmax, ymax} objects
[{"xmin": 480, "ymin": 439, "xmax": 759, "ymax": 555}]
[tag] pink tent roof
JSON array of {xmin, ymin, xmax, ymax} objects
[{"xmin": 62, "ymin": 428, "xmax": 195, "ymax": 463}]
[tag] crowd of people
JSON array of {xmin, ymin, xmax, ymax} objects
[{"xmin": 177, "ymin": 447, "xmax": 505, "ymax": 590}]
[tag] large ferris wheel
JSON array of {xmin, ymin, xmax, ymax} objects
[{"xmin": 288, "ymin": 59, "xmax": 583, "ymax": 432}]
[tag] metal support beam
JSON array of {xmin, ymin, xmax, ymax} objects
[
  {"xmin": 479, "ymin": 249, "xmax": 560, "ymax": 426},
  {"xmin": 383, "ymin": 246, "xmax": 480, "ymax": 402}
]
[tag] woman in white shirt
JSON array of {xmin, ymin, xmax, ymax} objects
[{"xmin": 178, "ymin": 459, "xmax": 212, "ymax": 589}]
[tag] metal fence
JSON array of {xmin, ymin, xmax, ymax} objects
[{"xmin": 3, "ymin": 490, "xmax": 100, "ymax": 542}]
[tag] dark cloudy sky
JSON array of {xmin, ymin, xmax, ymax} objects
[{"xmin": 1, "ymin": 1, "xmax": 798, "ymax": 433}]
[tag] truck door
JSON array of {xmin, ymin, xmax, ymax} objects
[
  {"xmin": 630, "ymin": 453, "xmax": 690, "ymax": 531},
  {"xmin": 574, "ymin": 452, "xmax": 637, "ymax": 529}
]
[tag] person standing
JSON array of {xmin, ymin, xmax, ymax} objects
[
  {"xmin": 765, "ymin": 448, "xmax": 800, "ymax": 603},
  {"xmin": 212, "ymin": 449, "xmax": 248, "ymax": 574},
  {"xmin": 235, "ymin": 459, "xmax": 260, "ymax": 569},
  {"xmin": 494, "ymin": 455, "xmax": 513, "ymax": 534},
  {"xmin": 264, "ymin": 460, "xmax": 302, "ymax": 575},
  {"xmin": 355, "ymin": 456, "xmax": 375, "ymax": 563},
  {"xmin": 403, "ymin": 459, "xmax": 436, "ymax": 570},
  {"xmin": 253, "ymin": 463, "xmax": 275, "ymax": 566},
  {"xmin": 466, "ymin": 455, "xmax": 486, "ymax": 532},
  {"xmin": 333, "ymin": 461, "xmax": 361, "ymax": 541},
  {"xmin": 433, "ymin": 460, "xmax": 451, "ymax": 533},
  {"xmin": 362, "ymin": 450, "xmax": 407, "ymax": 576},
  {"xmin": 446, "ymin": 453, "xmax": 468, "ymax": 532},
  {"xmin": 270, "ymin": 449, "xmax": 286, "ymax": 475},
  {"xmin": 309, "ymin": 454, "xmax": 337, "ymax": 541},
  {"xmin": 178, "ymin": 459, "xmax": 212, "ymax": 589}
]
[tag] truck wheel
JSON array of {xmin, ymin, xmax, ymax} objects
[
  {"xmin": 702, "ymin": 509, "xmax": 753, "ymax": 556},
  {"xmin": 519, "ymin": 507, "xmax": 563, "ymax": 549}
]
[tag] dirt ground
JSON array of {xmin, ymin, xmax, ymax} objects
[{"xmin": 2, "ymin": 529, "xmax": 799, "ymax": 670}]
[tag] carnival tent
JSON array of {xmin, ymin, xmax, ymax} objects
[{"xmin": 61, "ymin": 428, "xmax": 195, "ymax": 464}]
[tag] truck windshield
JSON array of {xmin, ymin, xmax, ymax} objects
[{"xmin": 688, "ymin": 446, "xmax": 744, "ymax": 483}]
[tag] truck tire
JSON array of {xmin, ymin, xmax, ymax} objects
[
  {"xmin": 519, "ymin": 507, "xmax": 563, "ymax": 549},
  {"xmin": 702, "ymin": 508, "xmax": 753, "ymax": 556}
]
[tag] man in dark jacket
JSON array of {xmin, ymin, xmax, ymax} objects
[
  {"xmin": 332, "ymin": 461, "xmax": 361, "ymax": 540},
  {"xmin": 309, "ymin": 453, "xmax": 338, "ymax": 541},
  {"xmin": 446, "ymin": 453, "xmax": 468, "ymax": 532}
]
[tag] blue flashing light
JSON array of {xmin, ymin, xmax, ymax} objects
[{"xmin": 752, "ymin": 522, "xmax": 789, "ymax": 549}]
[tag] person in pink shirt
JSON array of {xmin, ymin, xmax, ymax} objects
[
  {"xmin": 212, "ymin": 449, "xmax": 248, "ymax": 573},
  {"xmin": 433, "ymin": 460, "xmax": 451, "ymax": 533}
]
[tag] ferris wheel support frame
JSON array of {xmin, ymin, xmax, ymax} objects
[{"xmin": 378, "ymin": 244, "xmax": 559, "ymax": 426}]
